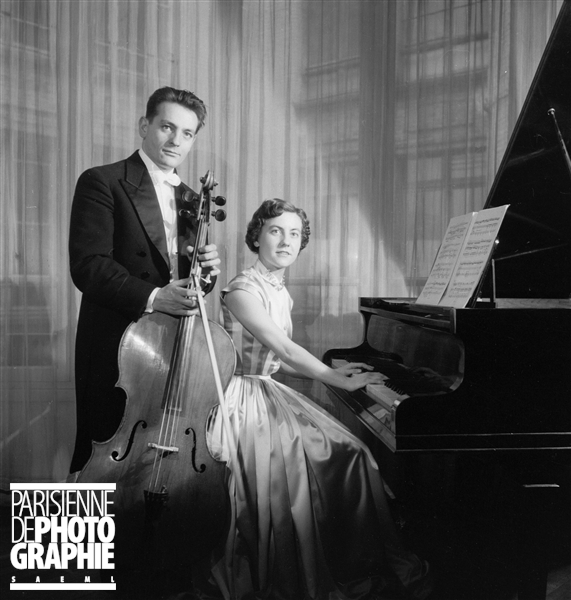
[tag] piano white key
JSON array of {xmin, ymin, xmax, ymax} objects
[{"xmin": 365, "ymin": 383, "xmax": 409, "ymax": 409}]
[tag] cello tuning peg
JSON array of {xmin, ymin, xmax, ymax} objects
[
  {"xmin": 182, "ymin": 191, "xmax": 195, "ymax": 204},
  {"xmin": 214, "ymin": 195, "xmax": 226, "ymax": 206},
  {"xmin": 212, "ymin": 209, "xmax": 226, "ymax": 222}
]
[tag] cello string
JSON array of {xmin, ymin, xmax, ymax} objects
[
  {"xmin": 163, "ymin": 180, "xmax": 210, "ymax": 464},
  {"xmin": 166, "ymin": 275, "xmax": 201, "ymax": 456},
  {"xmin": 166, "ymin": 276, "xmax": 205, "ymax": 458},
  {"xmin": 155, "ymin": 313, "xmax": 192, "ymax": 490},
  {"xmin": 148, "ymin": 172, "xmax": 213, "ymax": 494},
  {"xmin": 148, "ymin": 339, "xmax": 175, "ymax": 492},
  {"xmin": 167, "ymin": 313, "xmax": 190, "ymax": 453},
  {"xmin": 149, "ymin": 317, "xmax": 185, "ymax": 492},
  {"xmin": 150, "ymin": 263, "xmax": 200, "ymax": 492}
]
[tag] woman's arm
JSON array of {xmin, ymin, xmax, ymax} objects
[
  {"xmin": 278, "ymin": 358, "xmax": 374, "ymax": 380},
  {"xmin": 224, "ymin": 289, "xmax": 383, "ymax": 392}
]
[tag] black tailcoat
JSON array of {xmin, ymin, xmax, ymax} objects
[{"xmin": 68, "ymin": 151, "xmax": 212, "ymax": 472}]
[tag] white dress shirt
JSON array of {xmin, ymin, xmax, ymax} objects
[{"xmin": 138, "ymin": 149, "xmax": 182, "ymax": 311}]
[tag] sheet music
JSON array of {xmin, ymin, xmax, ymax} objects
[
  {"xmin": 440, "ymin": 205, "xmax": 509, "ymax": 308},
  {"xmin": 416, "ymin": 212, "xmax": 476, "ymax": 306}
]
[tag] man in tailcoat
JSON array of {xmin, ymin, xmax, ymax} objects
[{"xmin": 68, "ymin": 87, "xmax": 220, "ymax": 473}]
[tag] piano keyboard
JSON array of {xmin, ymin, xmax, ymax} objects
[
  {"xmin": 365, "ymin": 383, "xmax": 409, "ymax": 408},
  {"xmin": 331, "ymin": 359, "xmax": 410, "ymax": 410}
]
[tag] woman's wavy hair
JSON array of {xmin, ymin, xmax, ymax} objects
[{"xmin": 245, "ymin": 199, "xmax": 311, "ymax": 254}]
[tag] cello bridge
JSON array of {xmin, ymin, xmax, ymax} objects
[{"xmin": 148, "ymin": 442, "xmax": 179, "ymax": 453}]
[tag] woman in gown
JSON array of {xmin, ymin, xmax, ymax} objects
[{"xmin": 205, "ymin": 199, "xmax": 432, "ymax": 600}]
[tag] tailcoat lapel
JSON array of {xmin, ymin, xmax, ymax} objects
[{"xmin": 120, "ymin": 152, "xmax": 170, "ymax": 268}]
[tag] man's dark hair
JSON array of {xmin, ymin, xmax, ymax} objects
[
  {"xmin": 145, "ymin": 87, "xmax": 207, "ymax": 132},
  {"xmin": 246, "ymin": 199, "xmax": 311, "ymax": 253}
]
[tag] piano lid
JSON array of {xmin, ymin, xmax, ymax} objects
[{"xmin": 480, "ymin": 0, "xmax": 571, "ymax": 300}]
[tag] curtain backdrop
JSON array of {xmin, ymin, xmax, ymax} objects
[{"xmin": 0, "ymin": 0, "xmax": 563, "ymax": 488}]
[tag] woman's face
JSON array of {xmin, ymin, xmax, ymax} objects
[{"xmin": 256, "ymin": 211, "xmax": 303, "ymax": 273}]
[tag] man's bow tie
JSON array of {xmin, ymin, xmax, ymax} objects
[{"xmin": 154, "ymin": 170, "xmax": 181, "ymax": 187}]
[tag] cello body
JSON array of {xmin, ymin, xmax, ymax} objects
[{"xmin": 77, "ymin": 309, "xmax": 236, "ymax": 572}]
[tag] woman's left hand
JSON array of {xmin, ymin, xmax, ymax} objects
[
  {"xmin": 334, "ymin": 362, "xmax": 374, "ymax": 377},
  {"xmin": 341, "ymin": 370, "xmax": 385, "ymax": 392}
]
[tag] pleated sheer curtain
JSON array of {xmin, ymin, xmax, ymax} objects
[{"xmin": 0, "ymin": 0, "xmax": 563, "ymax": 488}]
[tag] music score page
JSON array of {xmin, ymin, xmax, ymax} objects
[
  {"xmin": 416, "ymin": 212, "xmax": 477, "ymax": 305},
  {"xmin": 417, "ymin": 205, "xmax": 509, "ymax": 308}
]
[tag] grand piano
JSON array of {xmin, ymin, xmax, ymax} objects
[{"xmin": 323, "ymin": 3, "xmax": 570, "ymax": 599}]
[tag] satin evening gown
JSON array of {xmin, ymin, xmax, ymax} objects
[{"xmin": 206, "ymin": 260, "xmax": 432, "ymax": 600}]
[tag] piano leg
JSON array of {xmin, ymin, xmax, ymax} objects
[{"xmin": 516, "ymin": 483, "xmax": 560, "ymax": 600}]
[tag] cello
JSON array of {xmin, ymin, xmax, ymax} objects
[{"xmin": 77, "ymin": 171, "xmax": 236, "ymax": 576}]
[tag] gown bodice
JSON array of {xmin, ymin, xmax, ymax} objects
[{"xmin": 221, "ymin": 259, "xmax": 292, "ymax": 377}]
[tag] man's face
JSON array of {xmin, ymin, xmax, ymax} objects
[{"xmin": 139, "ymin": 101, "xmax": 199, "ymax": 172}]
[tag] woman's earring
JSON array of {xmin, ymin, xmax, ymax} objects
[{"xmin": 254, "ymin": 241, "xmax": 259, "ymax": 247}]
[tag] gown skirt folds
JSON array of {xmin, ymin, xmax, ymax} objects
[{"xmin": 206, "ymin": 262, "xmax": 432, "ymax": 600}]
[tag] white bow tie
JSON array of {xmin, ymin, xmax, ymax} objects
[{"xmin": 154, "ymin": 170, "xmax": 181, "ymax": 187}]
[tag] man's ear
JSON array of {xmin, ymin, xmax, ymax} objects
[{"xmin": 138, "ymin": 116, "xmax": 148, "ymax": 139}]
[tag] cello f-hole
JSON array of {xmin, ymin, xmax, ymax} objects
[
  {"xmin": 185, "ymin": 426, "xmax": 206, "ymax": 473},
  {"xmin": 111, "ymin": 420, "xmax": 147, "ymax": 462}
]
